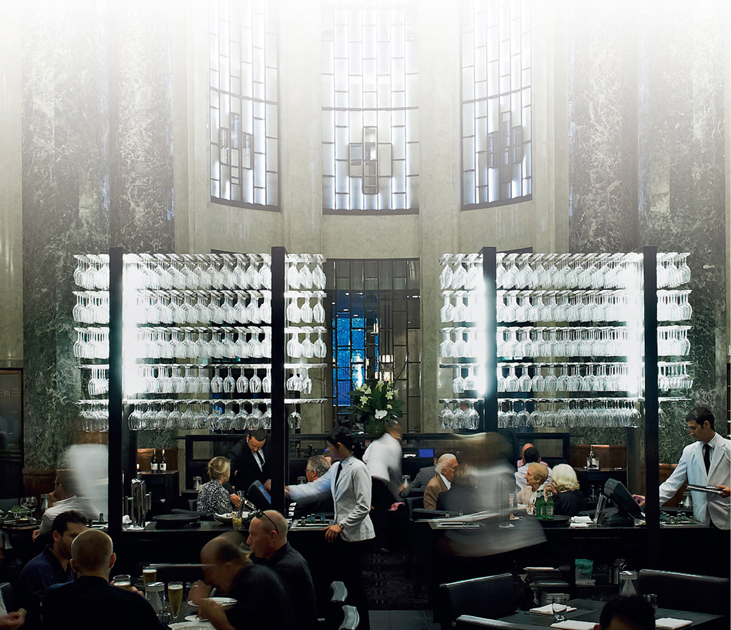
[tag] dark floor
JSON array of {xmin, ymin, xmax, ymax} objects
[{"xmin": 363, "ymin": 548, "xmax": 430, "ymax": 610}]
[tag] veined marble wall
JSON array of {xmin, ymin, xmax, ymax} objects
[
  {"xmin": 568, "ymin": 1, "xmax": 728, "ymax": 461},
  {"xmin": 21, "ymin": 1, "xmax": 174, "ymax": 468}
]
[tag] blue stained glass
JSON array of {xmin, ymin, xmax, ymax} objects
[
  {"xmin": 337, "ymin": 319, "xmax": 351, "ymax": 346},
  {"xmin": 352, "ymin": 317, "xmax": 365, "ymax": 328},
  {"xmin": 351, "ymin": 295, "xmax": 365, "ymax": 318},
  {"xmin": 352, "ymin": 349, "xmax": 365, "ymax": 362},
  {"xmin": 337, "ymin": 350, "xmax": 350, "ymax": 367},
  {"xmin": 352, "ymin": 329, "xmax": 364, "ymax": 348},
  {"xmin": 338, "ymin": 380, "xmax": 351, "ymax": 406},
  {"xmin": 353, "ymin": 364, "xmax": 364, "ymax": 387}
]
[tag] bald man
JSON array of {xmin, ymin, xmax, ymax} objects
[
  {"xmin": 42, "ymin": 530, "xmax": 165, "ymax": 630},
  {"xmin": 423, "ymin": 454, "xmax": 458, "ymax": 510},
  {"xmin": 190, "ymin": 533, "xmax": 292, "ymax": 630},
  {"xmin": 247, "ymin": 510, "xmax": 317, "ymax": 630}
]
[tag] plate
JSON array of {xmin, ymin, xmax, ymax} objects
[
  {"xmin": 187, "ymin": 597, "xmax": 237, "ymax": 609},
  {"xmin": 213, "ymin": 513, "xmax": 234, "ymax": 523}
]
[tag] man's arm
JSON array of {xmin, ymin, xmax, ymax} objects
[
  {"xmin": 658, "ymin": 448, "xmax": 690, "ymax": 505},
  {"xmin": 288, "ymin": 466, "xmax": 334, "ymax": 504}
]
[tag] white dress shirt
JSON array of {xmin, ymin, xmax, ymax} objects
[
  {"xmin": 363, "ymin": 432, "xmax": 402, "ymax": 497},
  {"xmin": 289, "ymin": 456, "xmax": 375, "ymax": 542},
  {"xmin": 39, "ymin": 495, "xmax": 100, "ymax": 535},
  {"xmin": 439, "ymin": 473, "xmax": 452, "ymax": 490},
  {"xmin": 659, "ymin": 433, "xmax": 730, "ymax": 529}
]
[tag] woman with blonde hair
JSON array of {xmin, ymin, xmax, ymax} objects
[
  {"xmin": 545, "ymin": 463, "xmax": 587, "ymax": 516},
  {"xmin": 196, "ymin": 456, "xmax": 235, "ymax": 515}
]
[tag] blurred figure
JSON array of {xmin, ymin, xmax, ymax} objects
[
  {"xmin": 246, "ymin": 510, "xmax": 317, "ymax": 630},
  {"xmin": 437, "ymin": 463, "xmax": 477, "ymax": 514},
  {"xmin": 0, "ymin": 531, "xmax": 24, "ymax": 629},
  {"xmin": 17, "ymin": 511, "xmax": 87, "ymax": 630},
  {"xmin": 197, "ymin": 457, "xmax": 235, "ymax": 516},
  {"xmin": 228, "ymin": 429, "xmax": 270, "ymax": 501},
  {"xmin": 424, "ymin": 454, "xmax": 458, "ymax": 510},
  {"xmin": 42, "ymin": 529, "xmax": 165, "ymax": 630},
  {"xmin": 190, "ymin": 533, "xmax": 292, "ymax": 630},
  {"xmin": 436, "ymin": 434, "xmax": 545, "ymax": 579},
  {"xmin": 363, "ymin": 420, "xmax": 404, "ymax": 550},
  {"xmin": 36, "ymin": 470, "xmax": 99, "ymax": 538},
  {"xmin": 545, "ymin": 464, "xmax": 587, "ymax": 516},
  {"xmin": 516, "ymin": 463, "xmax": 549, "ymax": 508},
  {"xmin": 514, "ymin": 446, "xmax": 551, "ymax": 492},
  {"xmin": 595, "ymin": 596, "xmax": 655, "ymax": 630}
]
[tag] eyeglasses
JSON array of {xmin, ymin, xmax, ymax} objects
[{"xmin": 253, "ymin": 510, "xmax": 278, "ymax": 535}]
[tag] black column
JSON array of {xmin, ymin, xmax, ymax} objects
[
  {"xmin": 481, "ymin": 247, "xmax": 498, "ymax": 433},
  {"xmin": 108, "ymin": 247, "xmax": 124, "ymax": 539},
  {"xmin": 643, "ymin": 247, "xmax": 660, "ymax": 559},
  {"xmin": 270, "ymin": 247, "xmax": 288, "ymax": 513}
]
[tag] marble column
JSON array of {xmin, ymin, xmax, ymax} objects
[
  {"xmin": 568, "ymin": 0, "xmax": 639, "ymax": 253},
  {"xmin": 22, "ymin": 1, "xmax": 175, "ymax": 467},
  {"xmin": 637, "ymin": 0, "xmax": 728, "ymax": 461}
]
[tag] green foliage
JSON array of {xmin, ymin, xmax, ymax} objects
[{"xmin": 348, "ymin": 380, "xmax": 404, "ymax": 435}]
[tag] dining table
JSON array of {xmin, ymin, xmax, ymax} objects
[{"xmin": 492, "ymin": 598, "xmax": 724, "ymax": 630}]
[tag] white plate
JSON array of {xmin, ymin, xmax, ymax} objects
[{"xmin": 187, "ymin": 597, "xmax": 237, "ymax": 609}]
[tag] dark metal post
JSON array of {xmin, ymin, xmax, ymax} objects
[
  {"xmin": 482, "ymin": 247, "xmax": 498, "ymax": 432},
  {"xmin": 270, "ymin": 247, "xmax": 288, "ymax": 513},
  {"xmin": 643, "ymin": 246, "xmax": 660, "ymax": 560},
  {"xmin": 108, "ymin": 247, "xmax": 124, "ymax": 539}
]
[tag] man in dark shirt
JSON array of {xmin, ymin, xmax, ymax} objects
[
  {"xmin": 42, "ymin": 529, "xmax": 166, "ymax": 630},
  {"xmin": 190, "ymin": 533, "xmax": 292, "ymax": 630},
  {"xmin": 16, "ymin": 510, "xmax": 87, "ymax": 630},
  {"xmin": 247, "ymin": 510, "xmax": 318, "ymax": 630}
]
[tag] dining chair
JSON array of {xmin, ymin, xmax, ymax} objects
[
  {"xmin": 439, "ymin": 573, "xmax": 517, "ymax": 630},
  {"xmin": 637, "ymin": 569, "xmax": 730, "ymax": 616}
]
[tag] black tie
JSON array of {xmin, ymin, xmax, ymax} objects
[
  {"xmin": 703, "ymin": 444, "xmax": 711, "ymax": 474},
  {"xmin": 334, "ymin": 462, "xmax": 343, "ymax": 489}
]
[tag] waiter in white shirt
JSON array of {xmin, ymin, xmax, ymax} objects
[
  {"xmin": 287, "ymin": 427, "xmax": 375, "ymax": 630},
  {"xmin": 633, "ymin": 407, "xmax": 730, "ymax": 530}
]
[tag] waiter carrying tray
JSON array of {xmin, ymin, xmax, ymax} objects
[{"xmin": 633, "ymin": 407, "xmax": 730, "ymax": 529}]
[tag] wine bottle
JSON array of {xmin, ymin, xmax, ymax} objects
[
  {"xmin": 160, "ymin": 449, "xmax": 167, "ymax": 472},
  {"xmin": 150, "ymin": 450, "xmax": 158, "ymax": 472}
]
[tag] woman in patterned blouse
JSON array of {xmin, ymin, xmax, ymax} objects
[{"xmin": 196, "ymin": 456, "xmax": 235, "ymax": 515}]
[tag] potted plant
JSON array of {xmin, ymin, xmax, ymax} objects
[{"xmin": 348, "ymin": 380, "xmax": 404, "ymax": 436}]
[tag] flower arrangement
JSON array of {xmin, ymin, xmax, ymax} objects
[{"xmin": 348, "ymin": 379, "xmax": 404, "ymax": 435}]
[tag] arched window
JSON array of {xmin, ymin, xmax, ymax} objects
[
  {"xmin": 210, "ymin": 0, "xmax": 279, "ymax": 209},
  {"xmin": 462, "ymin": 0, "xmax": 531, "ymax": 208},
  {"xmin": 322, "ymin": 3, "xmax": 419, "ymax": 213}
]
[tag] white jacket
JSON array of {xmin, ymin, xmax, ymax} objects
[{"xmin": 659, "ymin": 433, "xmax": 730, "ymax": 529}]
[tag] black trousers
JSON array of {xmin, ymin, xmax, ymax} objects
[
  {"xmin": 330, "ymin": 537, "xmax": 372, "ymax": 630},
  {"xmin": 371, "ymin": 479, "xmax": 394, "ymax": 548}
]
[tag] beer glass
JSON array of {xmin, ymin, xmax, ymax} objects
[{"xmin": 167, "ymin": 582, "xmax": 184, "ymax": 621}]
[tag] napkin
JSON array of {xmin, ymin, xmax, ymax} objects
[
  {"xmin": 530, "ymin": 604, "xmax": 577, "ymax": 615},
  {"xmin": 655, "ymin": 618, "xmax": 692, "ymax": 629},
  {"xmin": 570, "ymin": 516, "xmax": 592, "ymax": 523},
  {"xmin": 550, "ymin": 621, "xmax": 596, "ymax": 630},
  {"xmin": 570, "ymin": 522, "xmax": 590, "ymax": 528}
]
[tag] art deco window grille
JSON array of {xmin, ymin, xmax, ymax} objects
[
  {"xmin": 461, "ymin": 0, "xmax": 531, "ymax": 208},
  {"xmin": 322, "ymin": 3, "xmax": 419, "ymax": 213},
  {"xmin": 210, "ymin": 0, "xmax": 279, "ymax": 209},
  {"xmin": 325, "ymin": 259, "xmax": 421, "ymax": 431}
]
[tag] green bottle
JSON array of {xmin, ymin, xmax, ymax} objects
[
  {"xmin": 545, "ymin": 493, "xmax": 555, "ymax": 520},
  {"xmin": 535, "ymin": 492, "xmax": 545, "ymax": 520}
]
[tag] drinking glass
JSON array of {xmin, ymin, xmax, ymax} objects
[
  {"xmin": 439, "ymin": 403, "xmax": 454, "ymax": 430},
  {"xmin": 549, "ymin": 594, "xmax": 569, "ymax": 622},
  {"xmin": 142, "ymin": 567, "xmax": 157, "ymax": 586},
  {"xmin": 112, "ymin": 575, "xmax": 132, "ymax": 590}
]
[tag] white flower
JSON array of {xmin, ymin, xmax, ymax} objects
[
  {"xmin": 387, "ymin": 404, "xmax": 392, "ymax": 410},
  {"xmin": 360, "ymin": 396, "xmax": 368, "ymax": 405},
  {"xmin": 386, "ymin": 391, "xmax": 394, "ymax": 400},
  {"xmin": 375, "ymin": 409, "xmax": 388, "ymax": 420},
  {"xmin": 364, "ymin": 387, "xmax": 371, "ymax": 394}
]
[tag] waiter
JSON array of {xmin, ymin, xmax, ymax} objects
[
  {"xmin": 634, "ymin": 407, "xmax": 730, "ymax": 530},
  {"xmin": 228, "ymin": 429, "xmax": 270, "ymax": 495},
  {"xmin": 287, "ymin": 427, "xmax": 374, "ymax": 630}
]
